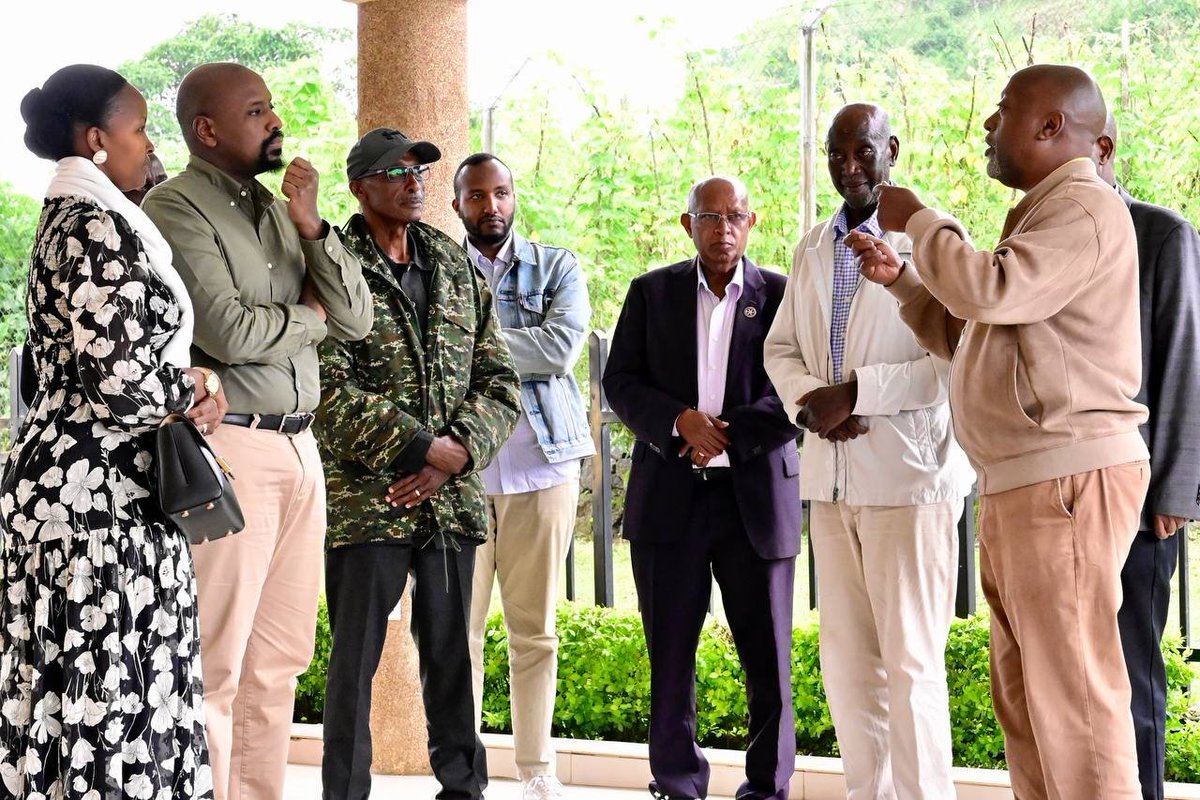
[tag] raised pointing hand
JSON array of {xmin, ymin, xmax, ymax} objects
[{"xmin": 845, "ymin": 231, "xmax": 905, "ymax": 287}]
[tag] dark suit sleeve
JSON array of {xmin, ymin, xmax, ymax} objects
[
  {"xmin": 1146, "ymin": 218, "xmax": 1200, "ymax": 521},
  {"xmin": 720, "ymin": 383, "xmax": 799, "ymax": 464},
  {"xmin": 602, "ymin": 278, "xmax": 689, "ymax": 455}
]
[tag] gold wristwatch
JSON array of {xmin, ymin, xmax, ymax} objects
[{"xmin": 196, "ymin": 367, "xmax": 221, "ymax": 396}]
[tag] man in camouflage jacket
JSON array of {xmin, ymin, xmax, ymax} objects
[{"xmin": 315, "ymin": 128, "xmax": 520, "ymax": 800}]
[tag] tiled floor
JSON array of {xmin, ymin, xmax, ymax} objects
[{"xmin": 282, "ymin": 764, "xmax": 736, "ymax": 799}]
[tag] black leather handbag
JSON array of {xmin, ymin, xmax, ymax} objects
[{"xmin": 156, "ymin": 414, "xmax": 245, "ymax": 544}]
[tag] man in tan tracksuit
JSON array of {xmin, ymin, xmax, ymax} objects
[{"xmin": 849, "ymin": 64, "xmax": 1150, "ymax": 800}]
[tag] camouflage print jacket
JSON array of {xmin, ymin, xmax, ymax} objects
[{"xmin": 315, "ymin": 215, "xmax": 520, "ymax": 548}]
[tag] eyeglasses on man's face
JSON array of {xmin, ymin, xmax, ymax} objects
[
  {"xmin": 363, "ymin": 164, "xmax": 432, "ymax": 183},
  {"xmin": 688, "ymin": 211, "xmax": 753, "ymax": 227}
]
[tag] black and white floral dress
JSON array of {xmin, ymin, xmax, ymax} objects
[{"xmin": 0, "ymin": 196, "xmax": 212, "ymax": 799}]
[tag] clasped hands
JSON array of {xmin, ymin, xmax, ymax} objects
[
  {"xmin": 796, "ymin": 383, "xmax": 868, "ymax": 442},
  {"xmin": 676, "ymin": 408, "xmax": 731, "ymax": 467},
  {"xmin": 384, "ymin": 435, "xmax": 470, "ymax": 509}
]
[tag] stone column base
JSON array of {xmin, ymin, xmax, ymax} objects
[{"xmin": 368, "ymin": 588, "xmax": 431, "ymax": 774}]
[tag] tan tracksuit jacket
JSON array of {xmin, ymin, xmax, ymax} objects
[{"xmin": 888, "ymin": 157, "xmax": 1149, "ymax": 494}]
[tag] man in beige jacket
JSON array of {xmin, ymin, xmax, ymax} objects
[
  {"xmin": 849, "ymin": 64, "xmax": 1150, "ymax": 800},
  {"xmin": 764, "ymin": 104, "xmax": 973, "ymax": 800}
]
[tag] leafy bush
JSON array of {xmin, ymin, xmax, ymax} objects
[
  {"xmin": 542, "ymin": 603, "xmax": 651, "ymax": 740},
  {"xmin": 294, "ymin": 593, "xmax": 332, "ymax": 724},
  {"xmin": 297, "ymin": 599, "xmax": 1200, "ymax": 782},
  {"xmin": 1164, "ymin": 632, "xmax": 1200, "ymax": 783},
  {"xmin": 944, "ymin": 614, "xmax": 1004, "ymax": 767}
]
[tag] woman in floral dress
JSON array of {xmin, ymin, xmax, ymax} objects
[{"xmin": 0, "ymin": 64, "xmax": 227, "ymax": 799}]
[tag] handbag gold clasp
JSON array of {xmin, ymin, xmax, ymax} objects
[{"xmin": 214, "ymin": 455, "xmax": 236, "ymax": 479}]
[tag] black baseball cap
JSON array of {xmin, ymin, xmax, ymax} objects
[{"xmin": 346, "ymin": 128, "xmax": 441, "ymax": 180}]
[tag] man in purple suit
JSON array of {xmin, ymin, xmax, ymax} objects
[{"xmin": 603, "ymin": 176, "xmax": 801, "ymax": 800}]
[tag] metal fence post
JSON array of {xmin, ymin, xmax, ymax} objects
[
  {"xmin": 5, "ymin": 346, "xmax": 29, "ymax": 438},
  {"xmin": 955, "ymin": 488, "xmax": 978, "ymax": 618},
  {"xmin": 565, "ymin": 537, "xmax": 576, "ymax": 603},
  {"xmin": 588, "ymin": 331, "xmax": 616, "ymax": 608},
  {"xmin": 1180, "ymin": 530, "xmax": 1192, "ymax": 651},
  {"xmin": 803, "ymin": 500, "xmax": 818, "ymax": 611}
]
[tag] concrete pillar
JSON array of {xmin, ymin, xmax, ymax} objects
[
  {"xmin": 353, "ymin": 0, "xmax": 470, "ymax": 236},
  {"xmin": 345, "ymin": 0, "xmax": 470, "ymax": 775},
  {"xmin": 368, "ymin": 598, "xmax": 430, "ymax": 774}
]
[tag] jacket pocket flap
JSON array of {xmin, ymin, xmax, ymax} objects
[
  {"xmin": 782, "ymin": 449, "xmax": 800, "ymax": 477},
  {"xmin": 441, "ymin": 309, "xmax": 475, "ymax": 332},
  {"xmin": 518, "ymin": 290, "xmax": 545, "ymax": 314}
]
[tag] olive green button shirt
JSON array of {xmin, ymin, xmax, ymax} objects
[{"xmin": 143, "ymin": 156, "xmax": 373, "ymax": 414}]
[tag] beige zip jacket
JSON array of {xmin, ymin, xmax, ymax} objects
[
  {"xmin": 764, "ymin": 221, "xmax": 974, "ymax": 505},
  {"xmin": 888, "ymin": 158, "xmax": 1149, "ymax": 494}
]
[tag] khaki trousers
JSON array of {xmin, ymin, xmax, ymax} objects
[
  {"xmin": 191, "ymin": 426, "xmax": 326, "ymax": 800},
  {"xmin": 980, "ymin": 462, "xmax": 1149, "ymax": 800},
  {"xmin": 468, "ymin": 479, "xmax": 579, "ymax": 780},
  {"xmin": 810, "ymin": 499, "xmax": 962, "ymax": 800}
]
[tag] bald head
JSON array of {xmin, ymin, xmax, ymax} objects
[
  {"xmin": 686, "ymin": 175, "xmax": 750, "ymax": 214},
  {"xmin": 681, "ymin": 175, "xmax": 756, "ymax": 273},
  {"xmin": 828, "ymin": 103, "xmax": 892, "ymax": 145},
  {"xmin": 175, "ymin": 63, "xmax": 284, "ymax": 181},
  {"xmin": 984, "ymin": 64, "xmax": 1109, "ymax": 190},
  {"xmin": 826, "ymin": 102, "xmax": 898, "ymax": 223},
  {"xmin": 1014, "ymin": 64, "xmax": 1108, "ymax": 138},
  {"xmin": 177, "ymin": 63, "xmax": 258, "ymax": 149}
]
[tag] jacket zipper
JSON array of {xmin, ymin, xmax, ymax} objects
[{"xmin": 828, "ymin": 347, "xmax": 839, "ymax": 504}]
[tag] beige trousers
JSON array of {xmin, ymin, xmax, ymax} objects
[
  {"xmin": 191, "ymin": 426, "xmax": 326, "ymax": 800},
  {"xmin": 468, "ymin": 479, "xmax": 579, "ymax": 781},
  {"xmin": 980, "ymin": 462, "xmax": 1149, "ymax": 800},
  {"xmin": 810, "ymin": 499, "xmax": 962, "ymax": 800}
]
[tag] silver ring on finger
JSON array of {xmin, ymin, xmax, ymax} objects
[{"xmin": 413, "ymin": 488, "xmax": 421, "ymax": 497}]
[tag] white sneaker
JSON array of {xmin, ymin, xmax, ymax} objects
[{"xmin": 522, "ymin": 774, "xmax": 566, "ymax": 800}]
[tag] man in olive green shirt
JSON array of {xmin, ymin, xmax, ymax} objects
[{"xmin": 143, "ymin": 62, "xmax": 372, "ymax": 800}]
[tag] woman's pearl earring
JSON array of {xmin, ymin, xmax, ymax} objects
[{"xmin": 92, "ymin": 149, "xmax": 108, "ymax": 166}]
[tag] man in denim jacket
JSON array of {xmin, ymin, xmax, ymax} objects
[{"xmin": 454, "ymin": 153, "xmax": 594, "ymax": 800}]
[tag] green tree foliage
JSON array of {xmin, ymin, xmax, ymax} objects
[
  {"xmin": 0, "ymin": 17, "xmax": 358, "ymax": 431},
  {"xmin": 0, "ymin": 183, "xmax": 42, "ymax": 429},
  {"xmin": 117, "ymin": 14, "xmax": 347, "ymax": 144},
  {"xmin": 254, "ymin": 58, "xmax": 358, "ymax": 225},
  {"xmin": 110, "ymin": 14, "xmax": 357, "ymax": 196},
  {"xmin": 487, "ymin": 4, "xmax": 1200, "ymax": 336}
]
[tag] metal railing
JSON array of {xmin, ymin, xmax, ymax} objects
[
  {"xmin": 570, "ymin": 331, "xmax": 1200, "ymax": 657},
  {"xmin": 0, "ymin": 346, "xmax": 27, "ymax": 435},
  {"xmin": 572, "ymin": 329, "xmax": 979, "ymax": 617},
  {"xmin": 563, "ymin": 331, "xmax": 618, "ymax": 606},
  {"xmin": 1, "ymin": 338, "xmax": 1192, "ymax": 651}
]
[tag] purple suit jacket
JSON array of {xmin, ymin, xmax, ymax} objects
[{"xmin": 602, "ymin": 257, "xmax": 802, "ymax": 560}]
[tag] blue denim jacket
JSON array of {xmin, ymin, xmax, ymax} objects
[{"xmin": 484, "ymin": 233, "xmax": 595, "ymax": 463}]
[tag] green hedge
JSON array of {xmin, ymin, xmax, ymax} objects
[{"xmin": 296, "ymin": 598, "xmax": 1200, "ymax": 781}]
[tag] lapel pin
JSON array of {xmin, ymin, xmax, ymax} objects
[{"xmin": 743, "ymin": 306, "xmax": 757, "ymax": 318}]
